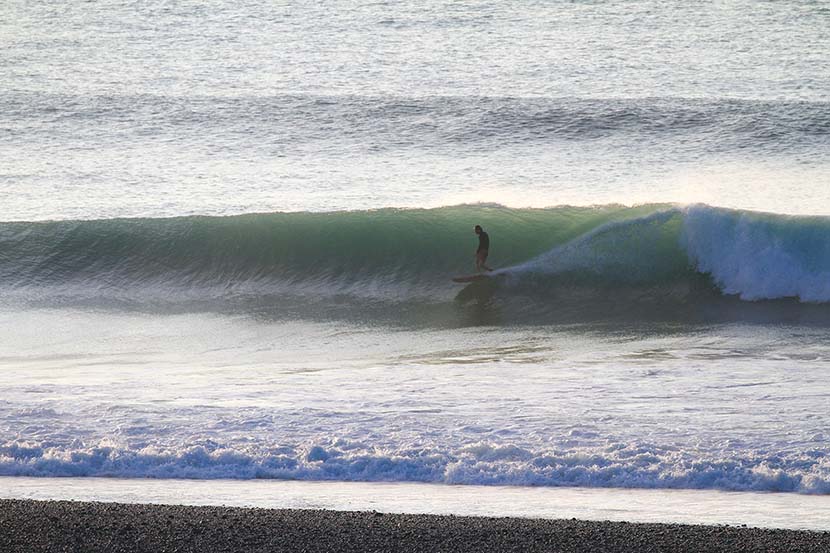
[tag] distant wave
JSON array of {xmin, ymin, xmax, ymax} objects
[
  {"xmin": 6, "ymin": 92, "xmax": 829, "ymax": 155},
  {"xmin": 3, "ymin": 204, "xmax": 830, "ymax": 320}
]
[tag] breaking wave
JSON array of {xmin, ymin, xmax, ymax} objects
[
  {"xmin": 2, "ymin": 437, "xmax": 828, "ymax": 494},
  {"xmin": 3, "ymin": 203, "xmax": 830, "ymax": 319}
]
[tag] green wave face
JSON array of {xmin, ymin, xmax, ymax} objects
[{"xmin": 0, "ymin": 204, "xmax": 670, "ymax": 291}]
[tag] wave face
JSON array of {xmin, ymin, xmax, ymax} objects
[
  {"xmin": 3, "ymin": 204, "xmax": 830, "ymax": 318},
  {"xmin": 0, "ymin": 204, "xmax": 660, "ymax": 300}
]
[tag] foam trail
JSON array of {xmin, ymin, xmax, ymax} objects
[{"xmin": 507, "ymin": 209, "xmax": 685, "ymax": 282}]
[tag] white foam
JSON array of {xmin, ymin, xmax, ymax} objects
[
  {"xmin": 682, "ymin": 205, "xmax": 830, "ymax": 302},
  {"xmin": 1, "ymin": 436, "xmax": 829, "ymax": 494}
]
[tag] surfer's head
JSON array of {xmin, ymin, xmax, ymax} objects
[{"xmin": 474, "ymin": 225, "xmax": 482, "ymax": 234}]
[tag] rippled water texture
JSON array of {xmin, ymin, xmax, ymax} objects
[{"xmin": 2, "ymin": 1, "xmax": 829, "ymax": 218}]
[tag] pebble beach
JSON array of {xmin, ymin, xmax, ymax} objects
[{"xmin": 2, "ymin": 499, "xmax": 829, "ymax": 553}]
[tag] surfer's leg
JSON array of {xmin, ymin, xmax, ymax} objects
[{"xmin": 480, "ymin": 251, "xmax": 492, "ymax": 272}]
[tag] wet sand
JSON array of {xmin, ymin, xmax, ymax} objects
[{"xmin": 1, "ymin": 499, "xmax": 828, "ymax": 552}]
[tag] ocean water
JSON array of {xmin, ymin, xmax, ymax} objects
[{"xmin": 2, "ymin": 1, "xmax": 830, "ymax": 497}]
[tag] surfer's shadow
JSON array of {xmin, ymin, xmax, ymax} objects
[
  {"xmin": 454, "ymin": 278, "xmax": 500, "ymax": 303},
  {"xmin": 452, "ymin": 275, "xmax": 516, "ymax": 327}
]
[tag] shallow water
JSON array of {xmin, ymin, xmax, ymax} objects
[
  {"xmin": 4, "ymin": 477, "xmax": 830, "ymax": 532},
  {"xmin": 1, "ymin": 310, "xmax": 829, "ymax": 493}
]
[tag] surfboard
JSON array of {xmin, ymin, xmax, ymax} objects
[{"xmin": 452, "ymin": 273, "xmax": 492, "ymax": 283}]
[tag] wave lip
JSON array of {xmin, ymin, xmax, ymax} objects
[{"xmin": 682, "ymin": 204, "xmax": 830, "ymax": 302}]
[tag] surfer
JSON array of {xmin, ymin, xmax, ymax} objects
[{"xmin": 474, "ymin": 225, "xmax": 492, "ymax": 272}]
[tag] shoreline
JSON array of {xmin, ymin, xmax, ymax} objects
[
  {"xmin": 5, "ymin": 476, "xmax": 830, "ymax": 532},
  {"xmin": 2, "ymin": 499, "xmax": 829, "ymax": 553}
]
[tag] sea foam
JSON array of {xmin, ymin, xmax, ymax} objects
[{"xmin": 1, "ymin": 437, "xmax": 828, "ymax": 494}]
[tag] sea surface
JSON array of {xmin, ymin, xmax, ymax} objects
[{"xmin": 2, "ymin": 1, "xmax": 830, "ymax": 496}]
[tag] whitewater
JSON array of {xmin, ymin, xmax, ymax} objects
[
  {"xmin": 2, "ymin": 308, "xmax": 830, "ymax": 494},
  {"xmin": 2, "ymin": 0, "xmax": 830, "ymax": 504}
]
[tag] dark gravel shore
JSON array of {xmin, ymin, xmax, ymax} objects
[{"xmin": 1, "ymin": 499, "xmax": 829, "ymax": 553}]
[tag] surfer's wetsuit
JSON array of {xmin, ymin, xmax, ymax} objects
[
  {"xmin": 475, "ymin": 229, "xmax": 491, "ymax": 272},
  {"xmin": 477, "ymin": 231, "xmax": 489, "ymax": 253}
]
